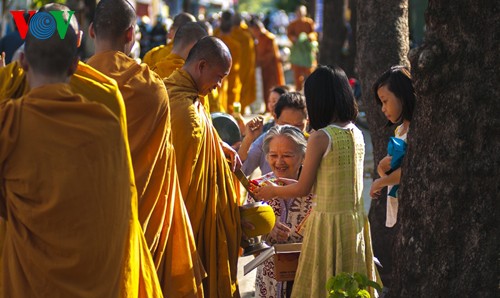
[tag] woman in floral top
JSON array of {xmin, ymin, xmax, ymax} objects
[{"xmin": 248, "ymin": 125, "xmax": 312, "ymax": 298}]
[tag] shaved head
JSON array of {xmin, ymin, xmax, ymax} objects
[
  {"xmin": 171, "ymin": 12, "xmax": 196, "ymax": 30},
  {"xmin": 220, "ymin": 10, "xmax": 233, "ymax": 33},
  {"xmin": 39, "ymin": 3, "xmax": 79, "ymax": 33},
  {"xmin": 185, "ymin": 36, "xmax": 231, "ymax": 70},
  {"xmin": 24, "ymin": 19, "xmax": 78, "ymax": 76},
  {"xmin": 173, "ymin": 22, "xmax": 208, "ymax": 51},
  {"xmin": 93, "ymin": 0, "xmax": 136, "ymax": 41}
]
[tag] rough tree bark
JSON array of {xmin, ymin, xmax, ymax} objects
[
  {"xmin": 390, "ymin": 0, "xmax": 499, "ymax": 296},
  {"xmin": 318, "ymin": 0, "xmax": 347, "ymax": 69},
  {"xmin": 344, "ymin": 0, "xmax": 357, "ymax": 77},
  {"xmin": 356, "ymin": 0, "xmax": 409, "ymax": 288}
]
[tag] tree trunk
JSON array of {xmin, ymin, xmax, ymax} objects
[
  {"xmin": 356, "ymin": 0, "xmax": 409, "ymax": 288},
  {"xmin": 390, "ymin": 0, "xmax": 499, "ymax": 296},
  {"xmin": 318, "ymin": 0, "xmax": 347, "ymax": 67}
]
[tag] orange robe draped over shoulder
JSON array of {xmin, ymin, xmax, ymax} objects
[
  {"xmin": 215, "ymin": 34, "xmax": 242, "ymax": 113},
  {"xmin": 0, "ymin": 83, "xmax": 160, "ymax": 297},
  {"xmin": 87, "ymin": 51, "xmax": 205, "ymax": 298},
  {"xmin": 152, "ymin": 52, "xmax": 185, "ymax": 79},
  {"xmin": 0, "ymin": 61, "xmax": 163, "ymax": 297},
  {"xmin": 143, "ymin": 42, "xmax": 173, "ymax": 68},
  {"xmin": 230, "ymin": 25, "xmax": 256, "ymax": 111},
  {"xmin": 255, "ymin": 30, "xmax": 285, "ymax": 107},
  {"xmin": 164, "ymin": 69, "xmax": 242, "ymax": 298}
]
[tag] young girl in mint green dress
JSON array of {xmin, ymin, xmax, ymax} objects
[{"xmin": 255, "ymin": 65, "xmax": 380, "ymax": 297}]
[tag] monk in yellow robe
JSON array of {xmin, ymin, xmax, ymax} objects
[
  {"xmin": 231, "ymin": 14, "xmax": 256, "ymax": 112},
  {"xmin": 0, "ymin": 4, "xmax": 163, "ymax": 297},
  {"xmin": 0, "ymin": 14, "xmax": 161, "ymax": 297},
  {"xmin": 164, "ymin": 36, "xmax": 243, "ymax": 298},
  {"xmin": 215, "ymin": 11, "xmax": 242, "ymax": 113},
  {"xmin": 248, "ymin": 18, "xmax": 285, "ymax": 111},
  {"xmin": 142, "ymin": 12, "xmax": 196, "ymax": 67},
  {"xmin": 88, "ymin": 1, "xmax": 205, "ymax": 297},
  {"xmin": 152, "ymin": 22, "xmax": 207, "ymax": 79}
]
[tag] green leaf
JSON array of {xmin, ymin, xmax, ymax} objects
[
  {"xmin": 346, "ymin": 280, "xmax": 359, "ymax": 297},
  {"xmin": 327, "ymin": 277, "xmax": 337, "ymax": 291},
  {"xmin": 357, "ymin": 289, "xmax": 370, "ymax": 298},
  {"xmin": 333, "ymin": 276, "xmax": 347, "ymax": 291},
  {"xmin": 366, "ymin": 280, "xmax": 383, "ymax": 291},
  {"xmin": 354, "ymin": 272, "xmax": 369, "ymax": 286}
]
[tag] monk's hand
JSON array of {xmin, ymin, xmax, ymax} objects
[
  {"xmin": 221, "ymin": 141, "xmax": 242, "ymax": 172},
  {"xmin": 253, "ymin": 184, "xmax": 276, "ymax": 201},
  {"xmin": 269, "ymin": 221, "xmax": 291, "ymax": 243},
  {"xmin": 0, "ymin": 52, "xmax": 5, "ymax": 68}
]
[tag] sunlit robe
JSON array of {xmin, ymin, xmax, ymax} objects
[
  {"xmin": 215, "ymin": 34, "xmax": 242, "ymax": 113},
  {"xmin": 142, "ymin": 42, "xmax": 173, "ymax": 68},
  {"xmin": 152, "ymin": 52, "xmax": 184, "ymax": 79},
  {"xmin": 0, "ymin": 60, "xmax": 164, "ymax": 297},
  {"xmin": 254, "ymin": 30, "xmax": 285, "ymax": 107},
  {"xmin": 87, "ymin": 51, "xmax": 205, "ymax": 298},
  {"xmin": 164, "ymin": 69, "xmax": 242, "ymax": 298},
  {"xmin": 0, "ymin": 82, "xmax": 162, "ymax": 297},
  {"xmin": 230, "ymin": 25, "xmax": 256, "ymax": 112}
]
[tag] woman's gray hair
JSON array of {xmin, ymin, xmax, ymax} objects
[{"xmin": 262, "ymin": 125, "xmax": 307, "ymax": 156}]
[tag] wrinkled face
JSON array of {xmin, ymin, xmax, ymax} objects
[
  {"xmin": 276, "ymin": 107, "xmax": 307, "ymax": 132},
  {"xmin": 377, "ymin": 85, "xmax": 403, "ymax": 124},
  {"xmin": 266, "ymin": 135, "xmax": 304, "ymax": 179},
  {"xmin": 198, "ymin": 60, "xmax": 230, "ymax": 96},
  {"xmin": 267, "ymin": 91, "xmax": 281, "ymax": 113}
]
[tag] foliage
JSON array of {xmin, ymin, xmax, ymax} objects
[
  {"xmin": 326, "ymin": 272, "xmax": 382, "ymax": 298},
  {"xmin": 238, "ymin": 0, "xmax": 306, "ymax": 13},
  {"xmin": 275, "ymin": 0, "xmax": 309, "ymax": 12},
  {"xmin": 31, "ymin": 0, "xmax": 66, "ymax": 9},
  {"xmin": 238, "ymin": 0, "xmax": 274, "ymax": 14}
]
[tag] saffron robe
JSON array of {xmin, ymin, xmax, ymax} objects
[
  {"xmin": 142, "ymin": 42, "xmax": 173, "ymax": 68},
  {"xmin": 164, "ymin": 69, "xmax": 242, "ymax": 298},
  {"xmin": 152, "ymin": 52, "xmax": 184, "ymax": 79},
  {"xmin": 215, "ymin": 34, "xmax": 242, "ymax": 113},
  {"xmin": 87, "ymin": 51, "xmax": 205, "ymax": 298},
  {"xmin": 0, "ymin": 61, "xmax": 163, "ymax": 297},
  {"xmin": 254, "ymin": 30, "xmax": 285, "ymax": 108},
  {"xmin": 0, "ymin": 84, "xmax": 161, "ymax": 297},
  {"xmin": 230, "ymin": 25, "xmax": 256, "ymax": 111}
]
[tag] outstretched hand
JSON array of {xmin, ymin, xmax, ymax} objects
[
  {"xmin": 253, "ymin": 184, "xmax": 277, "ymax": 201},
  {"xmin": 244, "ymin": 116, "xmax": 264, "ymax": 140}
]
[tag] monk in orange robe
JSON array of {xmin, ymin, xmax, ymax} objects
[
  {"xmin": 230, "ymin": 14, "xmax": 256, "ymax": 112},
  {"xmin": 0, "ymin": 3, "xmax": 163, "ymax": 297},
  {"xmin": 248, "ymin": 18, "xmax": 285, "ymax": 111},
  {"xmin": 152, "ymin": 22, "xmax": 207, "ymax": 79},
  {"xmin": 152, "ymin": 22, "xmax": 213, "ymax": 113},
  {"xmin": 164, "ymin": 36, "xmax": 243, "ymax": 298},
  {"xmin": 0, "ymin": 12, "xmax": 163, "ymax": 297},
  {"xmin": 88, "ymin": 1, "xmax": 205, "ymax": 297},
  {"xmin": 215, "ymin": 11, "xmax": 242, "ymax": 113},
  {"xmin": 142, "ymin": 12, "xmax": 196, "ymax": 67},
  {"xmin": 287, "ymin": 5, "xmax": 317, "ymax": 91}
]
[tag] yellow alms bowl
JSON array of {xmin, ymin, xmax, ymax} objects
[{"xmin": 240, "ymin": 202, "xmax": 276, "ymax": 238}]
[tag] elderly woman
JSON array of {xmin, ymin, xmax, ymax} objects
[{"xmin": 248, "ymin": 125, "xmax": 313, "ymax": 298}]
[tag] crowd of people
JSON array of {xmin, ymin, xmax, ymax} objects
[{"xmin": 0, "ymin": 1, "xmax": 417, "ymax": 297}]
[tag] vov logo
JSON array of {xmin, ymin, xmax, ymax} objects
[{"xmin": 10, "ymin": 10, "xmax": 75, "ymax": 40}]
